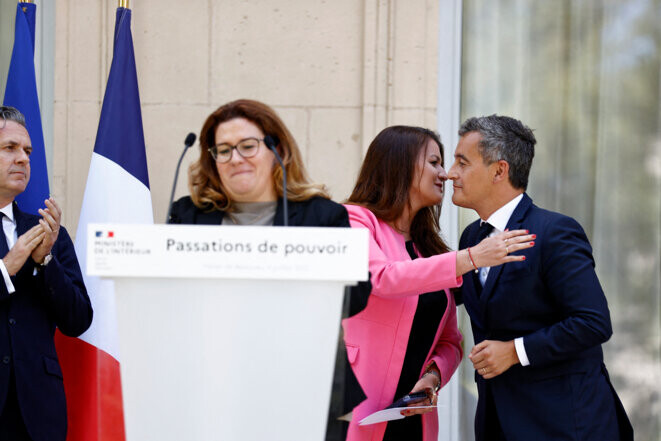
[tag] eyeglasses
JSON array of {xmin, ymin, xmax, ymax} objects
[{"xmin": 208, "ymin": 137, "xmax": 263, "ymax": 163}]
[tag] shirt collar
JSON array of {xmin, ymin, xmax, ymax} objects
[
  {"xmin": 0, "ymin": 202, "xmax": 14, "ymax": 223},
  {"xmin": 483, "ymin": 193, "xmax": 524, "ymax": 233}
]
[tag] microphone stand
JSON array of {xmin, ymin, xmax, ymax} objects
[
  {"xmin": 264, "ymin": 135, "xmax": 288, "ymax": 227},
  {"xmin": 165, "ymin": 133, "xmax": 196, "ymax": 223}
]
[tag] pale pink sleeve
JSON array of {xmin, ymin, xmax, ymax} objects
[
  {"xmin": 348, "ymin": 206, "xmax": 463, "ymax": 299},
  {"xmin": 428, "ymin": 293, "xmax": 463, "ymax": 388}
]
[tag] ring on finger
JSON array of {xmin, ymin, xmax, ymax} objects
[{"xmin": 505, "ymin": 246, "xmax": 509, "ymax": 254}]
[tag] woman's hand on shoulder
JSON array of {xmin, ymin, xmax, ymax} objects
[{"xmin": 470, "ymin": 229, "xmax": 535, "ymax": 269}]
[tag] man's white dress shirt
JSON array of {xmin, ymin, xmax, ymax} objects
[
  {"xmin": 0, "ymin": 202, "xmax": 18, "ymax": 294},
  {"xmin": 479, "ymin": 193, "xmax": 531, "ymax": 366}
]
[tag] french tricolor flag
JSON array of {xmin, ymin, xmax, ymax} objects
[{"xmin": 54, "ymin": 6, "xmax": 152, "ymax": 441}]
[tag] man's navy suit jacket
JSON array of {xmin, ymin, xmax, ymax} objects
[
  {"xmin": 459, "ymin": 193, "xmax": 632, "ymax": 441},
  {"xmin": 0, "ymin": 203, "xmax": 92, "ymax": 441}
]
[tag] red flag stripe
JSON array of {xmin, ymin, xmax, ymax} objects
[{"xmin": 55, "ymin": 332, "xmax": 125, "ymax": 441}]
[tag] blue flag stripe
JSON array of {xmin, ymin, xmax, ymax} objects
[
  {"xmin": 92, "ymin": 8, "xmax": 150, "ymax": 189},
  {"xmin": 3, "ymin": 2, "xmax": 50, "ymax": 214}
]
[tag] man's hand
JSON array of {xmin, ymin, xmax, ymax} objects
[
  {"xmin": 31, "ymin": 197, "xmax": 62, "ymax": 264},
  {"xmin": 2, "ymin": 224, "xmax": 45, "ymax": 275},
  {"xmin": 469, "ymin": 340, "xmax": 519, "ymax": 380}
]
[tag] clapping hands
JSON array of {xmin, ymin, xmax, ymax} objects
[{"xmin": 1, "ymin": 198, "xmax": 61, "ymax": 275}]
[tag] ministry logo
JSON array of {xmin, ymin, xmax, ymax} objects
[{"xmin": 93, "ymin": 230, "xmax": 149, "ymax": 256}]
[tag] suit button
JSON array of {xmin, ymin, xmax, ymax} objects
[
  {"xmin": 8, "ymin": 318, "xmax": 15, "ymax": 325},
  {"xmin": 2, "ymin": 356, "xmax": 10, "ymax": 364}
]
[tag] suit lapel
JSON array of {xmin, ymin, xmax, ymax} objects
[
  {"xmin": 462, "ymin": 220, "xmax": 487, "ymax": 325},
  {"xmin": 13, "ymin": 202, "xmax": 37, "ymax": 236},
  {"xmin": 479, "ymin": 193, "xmax": 533, "ymax": 306},
  {"xmin": 273, "ymin": 198, "xmax": 301, "ymax": 226},
  {"xmin": 467, "ymin": 220, "xmax": 484, "ymax": 251},
  {"xmin": 194, "ymin": 208, "xmax": 224, "ymax": 225},
  {"xmin": 467, "ymin": 220, "xmax": 484, "ymax": 294},
  {"xmin": 12, "ymin": 204, "xmax": 38, "ymax": 274}
]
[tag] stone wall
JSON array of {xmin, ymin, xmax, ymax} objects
[{"xmin": 51, "ymin": 0, "xmax": 440, "ymax": 231}]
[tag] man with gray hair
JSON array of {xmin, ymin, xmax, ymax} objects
[
  {"xmin": 448, "ymin": 115, "xmax": 632, "ymax": 440},
  {"xmin": 0, "ymin": 106, "xmax": 91, "ymax": 441}
]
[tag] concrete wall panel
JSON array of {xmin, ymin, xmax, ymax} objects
[
  {"xmin": 141, "ymin": 103, "xmax": 213, "ymax": 222},
  {"xmin": 308, "ymin": 107, "xmax": 363, "ymax": 201},
  {"xmin": 64, "ymin": 101, "xmax": 101, "ymax": 228},
  {"xmin": 131, "ymin": 0, "xmax": 210, "ymax": 105},
  {"xmin": 210, "ymin": 0, "xmax": 363, "ymax": 107},
  {"xmin": 52, "ymin": 0, "xmax": 440, "ymax": 234},
  {"xmin": 68, "ymin": 1, "xmax": 104, "ymax": 102}
]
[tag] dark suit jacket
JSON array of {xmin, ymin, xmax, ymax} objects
[
  {"xmin": 0, "ymin": 203, "xmax": 92, "ymax": 441},
  {"xmin": 168, "ymin": 195, "xmax": 350, "ymax": 228},
  {"xmin": 459, "ymin": 193, "xmax": 632, "ymax": 441}
]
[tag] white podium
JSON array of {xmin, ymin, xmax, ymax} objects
[{"xmin": 87, "ymin": 224, "xmax": 368, "ymax": 441}]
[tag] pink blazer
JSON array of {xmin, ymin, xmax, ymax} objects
[{"xmin": 342, "ymin": 205, "xmax": 463, "ymax": 441}]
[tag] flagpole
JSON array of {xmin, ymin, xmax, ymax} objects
[{"xmin": 119, "ymin": 0, "xmax": 129, "ymax": 8}]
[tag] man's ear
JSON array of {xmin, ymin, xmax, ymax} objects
[{"xmin": 492, "ymin": 160, "xmax": 510, "ymax": 183}]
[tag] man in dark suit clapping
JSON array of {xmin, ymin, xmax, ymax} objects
[
  {"xmin": 448, "ymin": 115, "xmax": 632, "ymax": 441},
  {"xmin": 0, "ymin": 106, "xmax": 92, "ymax": 441}
]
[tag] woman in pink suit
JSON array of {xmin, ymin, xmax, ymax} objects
[{"xmin": 341, "ymin": 126, "xmax": 533, "ymax": 441}]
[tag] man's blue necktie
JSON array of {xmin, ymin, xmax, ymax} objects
[{"xmin": 473, "ymin": 221, "xmax": 494, "ymax": 293}]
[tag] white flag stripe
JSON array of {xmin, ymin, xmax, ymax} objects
[{"xmin": 75, "ymin": 153, "xmax": 153, "ymax": 360}]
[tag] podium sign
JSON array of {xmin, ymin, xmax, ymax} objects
[
  {"xmin": 87, "ymin": 223, "xmax": 368, "ymax": 281},
  {"xmin": 87, "ymin": 224, "xmax": 368, "ymax": 441}
]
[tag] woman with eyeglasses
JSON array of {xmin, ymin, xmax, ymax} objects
[
  {"xmin": 168, "ymin": 99, "xmax": 365, "ymax": 437},
  {"xmin": 168, "ymin": 99, "xmax": 349, "ymax": 228}
]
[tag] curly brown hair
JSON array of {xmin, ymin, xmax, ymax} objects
[{"xmin": 189, "ymin": 99, "xmax": 330, "ymax": 211}]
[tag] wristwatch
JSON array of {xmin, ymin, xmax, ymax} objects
[{"xmin": 38, "ymin": 253, "xmax": 53, "ymax": 267}]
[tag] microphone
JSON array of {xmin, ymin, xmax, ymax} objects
[
  {"xmin": 165, "ymin": 133, "xmax": 197, "ymax": 223},
  {"xmin": 263, "ymin": 135, "xmax": 288, "ymax": 227},
  {"xmin": 184, "ymin": 132, "xmax": 197, "ymax": 148}
]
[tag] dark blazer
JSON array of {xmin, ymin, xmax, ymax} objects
[
  {"xmin": 0, "ymin": 203, "xmax": 92, "ymax": 441},
  {"xmin": 168, "ymin": 195, "xmax": 350, "ymax": 228},
  {"xmin": 459, "ymin": 193, "xmax": 632, "ymax": 441}
]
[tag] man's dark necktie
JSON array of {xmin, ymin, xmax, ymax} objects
[
  {"xmin": 0, "ymin": 214, "xmax": 9, "ymax": 259},
  {"xmin": 476, "ymin": 221, "xmax": 494, "ymax": 243},
  {"xmin": 473, "ymin": 221, "xmax": 494, "ymax": 295}
]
